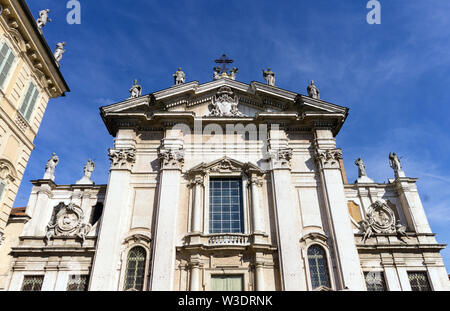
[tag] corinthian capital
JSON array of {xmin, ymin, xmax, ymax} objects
[
  {"xmin": 269, "ymin": 148, "xmax": 293, "ymax": 170},
  {"xmin": 315, "ymin": 148, "xmax": 342, "ymax": 169},
  {"xmin": 159, "ymin": 148, "xmax": 185, "ymax": 170},
  {"xmin": 108, "ymin": 148, "xmax": 136, "ymax": 170}
]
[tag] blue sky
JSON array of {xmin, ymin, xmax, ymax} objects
[{"xmin": 19, "ymin": 0, "xmax": 450, "ymax": 270}]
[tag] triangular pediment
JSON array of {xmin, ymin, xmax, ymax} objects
[
  {"xmin": 100, "ymin": 78, "xmax": 349, "ymax": 136},
  {"xmin": 187, "ymin": 156, "xmax": 265, "ymax": 176},
  {"xmin": 100, "ymin": 78, "xmax": 347, "ymax": 116}
]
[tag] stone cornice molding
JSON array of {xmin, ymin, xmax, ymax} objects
[
  {"xmin": 108, "ymin": 148, "xmax": 136, "ymax": 170},
  {"xmin": 314, "ymin": 148, "xmax": 343, "ymax": 169}
]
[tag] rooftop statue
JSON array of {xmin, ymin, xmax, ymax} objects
[
  {"xmin": 263, "ymin": 68, "xmax": 275, "ymax": 86},
  {"xmin": 307, "ymin": 80, "xmax": 320, "ymax": 99},
  {"xmin": 355, "ymin": 158, "xmax": 367, "ymax": 177},
  {"xmin": 54, "ymin": 42, "xmax": 66, "ymax": 63},
  {"xmin": 43, "ymin": 152, "xmax": 59, "ymax": 181},
  {"xmin": 173, "ymin": 67, "xmax": 185, "ymax": 85},
  {"xmin": 389, "ymin": 152, "xmax": 405, "ymax": 178},
  {"xmin": 76, "ymin": 159, "xmax": 95, "ymax": 185},
  {"xmin": 229, "ymin": 67, "xmax": 238, "ymax": 80},
  {"xmin": 36, "ymin": 9, "xmax": 51, "ymax": 29},
  {"xmin": 129, "ymin": 79, "xmax": 142, "ymax": 98}
]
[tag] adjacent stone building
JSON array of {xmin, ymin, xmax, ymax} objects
[
  {"xmin": 3, "ymin": 63, "xmax": 449, "ymax": 291},
  {"xmin": 0, "ymin": 0, "xmax": 69, "ymax": 289}
]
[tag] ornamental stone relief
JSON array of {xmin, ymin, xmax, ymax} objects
[
  {"xmin": 208, "ymin": 86, "xmax": 246, "ymax": 117},
  {"xmin": 315, "ymin": 148, "xmax": 342, "ymax": 169},
  {"xmin": 108, "ymin": 148, "xmax": 136, "ymax": 170},
  {"xmin": 269, "ymin": 148, "xmax": 293, "ymax": 169},
  {"xmin": 159, "ymin": 148, "xmax": 185, "ymax": 169},
  {"xmin": 360, "ymin": 200, "xmax": 408, "ymax": 243},
  {"xmin": 45, "ymin": 203, "xmax": 92, "ymax": 244},
  {"xmin": 0, "ymin": 159, "xmax": 17, "ymax": 183}
]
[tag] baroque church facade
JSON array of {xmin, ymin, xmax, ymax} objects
[{"xmin": 3, "ymin": 61, "xmax": 450, "ymax": 291}]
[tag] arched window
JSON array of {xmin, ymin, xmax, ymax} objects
[
  {"xmin": 307, "ymin": 245, "xmax": 331, "ymax": 289},
  {"xmin": 123, "ymin": 246, "xmax": 146, "ymax": 291}
]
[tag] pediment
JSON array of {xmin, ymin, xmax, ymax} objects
[
  {"xmin": 187, "ymin": 156, "xmax": 265, "ymax": 176},
  {"xmin": 101, "ymin": 78, "xmax": 346, "ymax": 116}
]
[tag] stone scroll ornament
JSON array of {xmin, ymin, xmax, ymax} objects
[
  {"xmin": 45, "ymin": 203, "xmax": 92, "ymax": 244},
  {"xmin": 360, "ymin": 200, "xmax": 408, "ymax": 243}
]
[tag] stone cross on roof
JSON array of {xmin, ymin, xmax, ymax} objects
[{"xmin": 215, "ymin": 54, "xmax": 234, "ymax": 74}]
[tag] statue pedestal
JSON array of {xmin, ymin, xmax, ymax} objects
[
  {"xmin": 355, "ymin": 176, "xmax": 374, "ymax": 183},
  {"xmin": 76, "ymin": 176, "xmax": 93, "ymax": 185}
]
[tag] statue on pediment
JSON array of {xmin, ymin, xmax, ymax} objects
[
  {"xmin": 355, "ymin": 158, "xmax": 367, "ymax": 177},
  {"xmin": 263, "ymin": 68, "xmax": 275, "ymax": 86},
  {"xmin": 54, "ymin": 42, "xmax": 66, "ymax": 63},
  {"xmin": 43, "ymin": 153, "xmax": 59, "ymax": 181},
  {"xmin": 307, "ymin": 80, "xmax": 320, "ymax": 99},
  {"xmin": 37, "ymin": 9, "xmax": 51, "ymax": 29},
  {"xmin": 389, "ymin": 152, "xmax": 405, "ymax": 178},
  {"xmin": 173, "ymin": 67, "xmax": 185, "ymax": 85},
  {"xmin": 129, "ymin": 79, "xmax": 142, "ymax": 98},
  {"xmin": 77, "ymin": 159, "xmax": 95, "ymax": 184},
  {"xmin": 213, "ymin": 66, "xmax": 221, "ymax": 80},
  {"xmin": 229, "ymin": 67, "xmax": 238, "ymax": 80}
]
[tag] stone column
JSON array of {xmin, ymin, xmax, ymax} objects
[
  {"xmin": 189, "ymin": 256, "xmax": 202, "ymax": 291},
  {"xmin": 190, "ymin": 176, "xmax": 204, "ymax": 233},
  {"xmin": 394, "ymin": 179, "xmax": 432, "ymax": 234},
  {"xmin": 150, "ymin": 130, "xmax": 184, "ymax": 291},
  {"xmin": 248, "ymin": 173, "xmax": 265, "ymax": 234},
  {"xmin": 254, "ymin": 255, "xmax": 265, "ymax": 291},
  {"xmin": 268, "ymin": 128, "xmax": 306, "ymax": 291},
  {"xmin": 89, "ymin": 130, "xmax": 137, "ymax": 290},
  {"xmin": 314, "ymin": 129, "xmax": 365, "ymax": 290}
]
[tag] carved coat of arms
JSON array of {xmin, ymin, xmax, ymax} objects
[
  {"xmin": 45, "ymin": 203, "xmax": 92, "ymax": 243},
  {"xmin": 208, "ymin": 86, "xmax": 245, "ymax": 117},
  {"xmin": 360, "ymin": 200, "xmax": 407, "ymax": 243}
]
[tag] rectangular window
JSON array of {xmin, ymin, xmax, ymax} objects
[
  {"xmin": 408, "ymin": 272, "xmax": 431, "ymax": 291},
  {"xmin": 19, "ymin": 82, "xmax": 39, "ymax": 122},
  {"xmin": 364, "ymin": 271, "xmax": 387, "ymax": 291},
  {"xmin": 67, "ymin": 275, "xmax": 89, "ymax": 291},
  {"xmin": 0, "ymin": 42, "xmax": 15, "ymax": 88},
  {"xmin": 209, "ymin": 178, "xmax": 244, "ymax": 233},
  {"xmin": 211, "ymin": 275, "xmax": 243, "ymax": 291},
  {"xmin": 21, "ymin": 275, "xmax": 44, "ymax": 291}
]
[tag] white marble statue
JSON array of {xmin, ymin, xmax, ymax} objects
[
  {"xmin": 389, "ymin": 152, "xmax": 405, "ymax": 178},
  {"xmin": 84, "ymin": 159, "xmax": 95, "ymax": 179},
  {"xmin": 355, "ymin": 158, "xmax": 367, "ymax": 177},
  {"xmin": 129, "ymin": 80, "xmax": 142, "ymax": 98},
  {"xmin": 36, "ymin": 9, "xmax": 51, "ymax": 29},
  {"xmin": 173, "ymin": 67, "xmax": 185, "ymax": 85},
  {"xmin": 229, "ymin": 67, "xmax": 238, "ymax": 80},
  {"xmin": 43, "ymin": 152, "xmax": 59, "ymax": 181},
  {"xmin": 307, "ymin": 80, "xmax": 320, "ymax": 99},
  {"xmin": 213, "ymin": 66, "xmax": 221, "ymax": 80},
  {"xmin": 54, "ymin": 42, "xmax": 66, "ymax": 63},
  {"xmin": 263, "ymin": 68, "xmax": 275, "ymax": 86}
]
